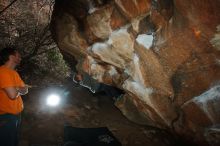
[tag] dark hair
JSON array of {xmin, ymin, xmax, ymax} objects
[{"xmin": 0, "ymin": 47, "xmax": 18, "ymax": 64}]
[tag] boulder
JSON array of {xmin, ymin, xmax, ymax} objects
[{"xmin": 51, "ymin": 0, "xmax": 220, "ymax": 144}]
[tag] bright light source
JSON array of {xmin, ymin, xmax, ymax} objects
[{"xmin": 46, "ymin": 94, "xmax": 60, "ymax": 106}]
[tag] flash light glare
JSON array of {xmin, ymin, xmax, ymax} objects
[{"xmin": 46, "ymin": 94, "xmax": 60, "ymax": 106}]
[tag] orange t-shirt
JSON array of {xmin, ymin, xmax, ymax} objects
[{"xmin": 0, "ymin": 65, "xmax": 24, "ymax": 115}]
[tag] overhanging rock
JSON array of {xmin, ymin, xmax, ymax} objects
[{"xmin": 51, "ymin": 0, "xmax": 220, "ymax": 145}]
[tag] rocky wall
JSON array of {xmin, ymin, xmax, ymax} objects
[{"xmin": 51, "ymin": 0, "xmax": 220, "ymax": 145}]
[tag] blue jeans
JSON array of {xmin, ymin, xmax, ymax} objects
[{"xmin": 0, "ymin": 114, "xmax": 21, "ymax": 146}]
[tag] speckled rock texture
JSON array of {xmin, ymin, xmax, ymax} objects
[{"xmin": 51, "ymin": 0, "xmax": 220, "ymax": 145}]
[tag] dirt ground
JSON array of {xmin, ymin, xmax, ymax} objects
[{"xmin": 19, "ymin": 82, "xmax": 176, "ymax": 146}]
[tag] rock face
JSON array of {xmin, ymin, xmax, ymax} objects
[{"xmin": 51, "ymin": 0, "xmax": 220, "ymax": 145}]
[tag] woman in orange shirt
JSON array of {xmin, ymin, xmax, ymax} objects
[{"xmin": 0, "ymin": 47, "xmax": 28, "ymax": 146}]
